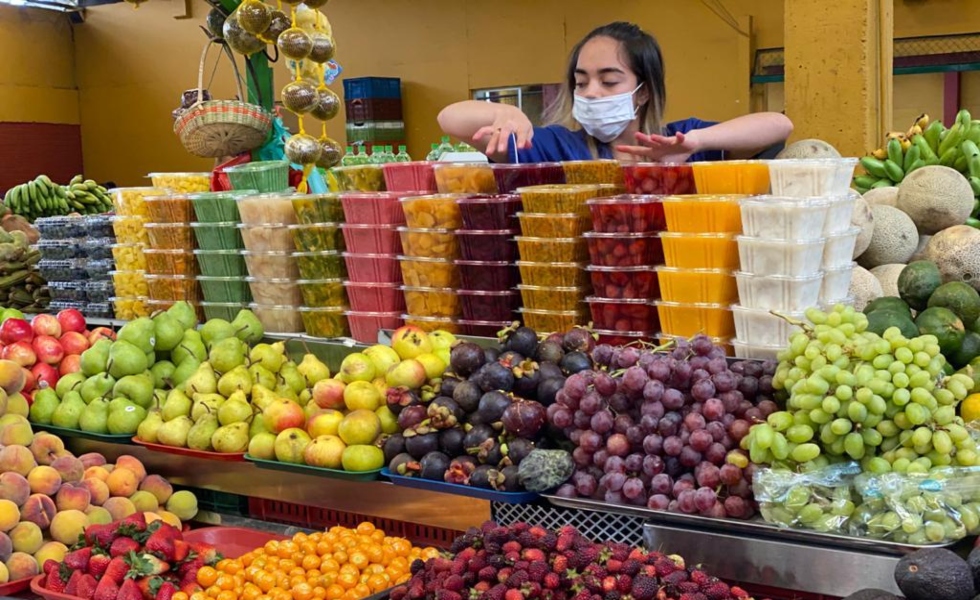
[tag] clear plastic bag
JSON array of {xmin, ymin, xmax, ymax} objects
[{"xmin": 753, "ymin": 462, "xmax": 862, "ymax": 533}]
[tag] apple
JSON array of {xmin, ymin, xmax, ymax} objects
[
  {"xmin": 311, "ymin": 379, "xmax": 346, "ymax": 410},
  {"xmin": 262, "ymin": 399, "xmax": 306, "ymax": 434},
  {"xmin": 303, "ymin": 435, "xmax": 346, "ymax": 469},
  {"xmin": 59, "ymin": 355, "xmax": 81, "ymax": 377},
  {"xmin": 21, "ymin": 367, "xmax": 36, "ymax": 394},
  {"xmin": 385, "ymin": 359, "xmax": 427, "ymax": 389},
  {"xmin": 32, "ymin": 336, "xmax": 64, "ymax": 366},
  {"xmin": 31, "ymin": 363, "xmax": 59, "ymax": 390},
  {"xmin": 2, "ymin": 341, "xmax": 36, "ymax": 367},
  {"xmin": 31, "ymin": 314, "xmax": 61, "ymax": 338},
  {"xmin": 390, "ymin": 325, "xmax": 432, "ymax": 360},
  {"xmin": 87, "ymin": 327, "xmax": 116, "ymax": 346},
  {"xmin": 56, "ymin": 309, "xmax": 86, "ymax": 334},
  {"xmin": 59, "ymin": 332, "xmax": 89, "ymax": 355},
  {"xmin": 307, "ymin": 409, "xmax": 344, "ymax": 438},
  {"xmin": 0, "ymin": 318, "xmax": 33, "ymax": 345}
]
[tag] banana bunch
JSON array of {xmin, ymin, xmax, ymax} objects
[
  {"xmin": 855, "ymin": 110, "xmax": 980, "ymax": 198},
  {"xmin": 2, "ymin": 174, "xmax": 113, "ymax": 222},
  {"xmin": 0, "ymin": 229, "xmax": 48, "ymax": 311}
]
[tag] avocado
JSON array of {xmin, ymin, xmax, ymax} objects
[
  {"xmin": 895, "ymin": 548, "xmax": 975, "ymax": 600},
  {"xmin": 966, "ymin": 545, "xmax": 980, "ymax": 591},
  {"xmin": 841, "ymin": 590, "xmax": 903, "ymax": 600}
]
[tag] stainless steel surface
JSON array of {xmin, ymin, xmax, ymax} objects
[
  {"xmin": 67, "ymin": 439, "xmax": 490, "ymax": 532},
  {"xmin": 544, "ymin": 494, "xmax": 952, "ymax": 555},
  {"xmin": 643, "ymin": 522, "xmax": 902, "ymax": 597}
]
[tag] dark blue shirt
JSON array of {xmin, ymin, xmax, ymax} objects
[{"xmin": 507, "ymin": 117, "xmax": 723, "ymax": 163}]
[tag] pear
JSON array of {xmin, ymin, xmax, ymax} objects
[
  {"xmin": 275, "ymin": 382, "xmax": 299, "ymax": 401},
  {"xmin": 108, "ymin": 400, "xmax": 146, "ymax": 435},
  {"xmin": 112, "ymin": 373, "xmax": 155, "ymax": 409},
  {"xmin": 80, "ymin": 339, "xmax": 112, "ymax": 377},
  {"xmin": 279, "ymin": 361, "xmax": 307, "ymax": 394},
  {"xmin": 211, "ymin": 422, "xmax": 250, "ymax": 453},
  {"xmin": 108, "ymin": 340, "xmax": 149, "ymax": 379},
  {"xmin": 249, "ymin": 413, "xmax": 270, "ymax": 437},
  {"xmin": 200, "ymin": 318, "xmax": 237, "ymax": 350},
  {"xmin": 297, "ymin": 353, "xmax": 330, "ymax": 387},
  {"xmin": 167, "ymin": 300, "xmax": 199, "ymax": 331},
  {"xmin": 185, "ymin": 362, "xmax": 218, "ymax": 395},
  {"xmin": 80, "ymin": 373, "xmax": 116, "ymax": 404},
  {"xmin": 150, "ymin": 361, "xmax": 176, "ymax": 389},
  {"xmin": 117, "ymin": 317, "xmax": 156, "ymax": 354},
  {"xmin": 248, "ymin": 364, "xmax": 277, "ymax": 390},
  {"xmin": 187, "ymin": 413, "xmax": 219, "ymax": 451},
  {"xmin": 51, "ymin": 393, "xmax": 86, "ymax": 429},
  {"xmin": 152, "ymin": 312, "xmax": 184, "ymax": 352},
  {"xmin": 151, "ymin": 389, "xmax": 167, "ymax": 410},
  {"xmin": 145, "ymin": 349, "xmax": 157, "ymax": 369},
  {"xmin": 55, "ymin": 372, "xmax": 86, "ymax": 399},
  {"xmin": 217, "ymin": 391, "xmax": 253, "ymax": 426},
  {"xmin": 161, "ymin": 389, "xmax": 193, "ymax": 421},
  {"xmin": 137, "ymin": 409, "xmax": 164, "ymax": 443},
  {"xmin": 249, "ymin": 343, "xmax": 284, "ymax": 373},
  {"xmin": 172, "ymin": 357, "xmax": 201, "ymax": 387},
  {"xmin": 157, "ymin": 415, "xmax": 193, "ymax": 447},
  {"xmin": 209, "ymin": 337, "xmax": 247, "ymax": 374},
  {"xmin": 191, "ymin": 394, "xmax": 225, "ymax": 421},
  {"xmin": 250, "ymin": 384, "xmax": 278, "ymax": 410},
  {"xmin": 231, "ymin": 309, "xmax": 265, "ymax": 345},
  {"xmin": 172, "ymin": 330, "xmax": 207, "ymax": 365},
  {"xmin": 218, "ymin": 365, "xmax": 252, "ymax": 397},
  {"xmin": 298, "ymin": 388, "xmax": 312, "ymax": 407},
  {"xmin": 78, "ymin": 398, "xmax": 110, "ymax": 434},
  {"xmin": 29, "ymin": 388, "xmax": 60, "ymax": 424}
]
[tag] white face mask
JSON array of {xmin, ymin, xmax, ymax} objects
[{"xmin": 573, "ymin": 84, "xmax": 643, "ymax": 143}]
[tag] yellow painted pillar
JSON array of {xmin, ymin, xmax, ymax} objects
[{"xmin": 784, "ymin": 0, "xmax": 893, "ymax": 157}]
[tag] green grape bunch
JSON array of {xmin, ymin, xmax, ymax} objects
[{"xmin": 741, "ymin": 304, "xmax": 977, "ymax": 474}]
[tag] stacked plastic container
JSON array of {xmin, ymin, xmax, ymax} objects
[
  {"xmin": 224, "ymin": 160, "xmax": 290, "ymax": 194},
  {"xmin": 108, "ymin": 187, "xmax": 164, "ymax": 320},
  {"xmin": 189, "ymin": 190, "xmax": 255, "ymax": 321},
  {"xmin": 562, "ymin": 159, "xmax": 625, "ymax": 186},
  {"xmin": 732, "ymin": 158, "xmax": 859, "ymax": 359},
  {"xmin": 34, "ymin": 215, "xmax": 115, "ymax": 319},
  {"xmin": 334, "ymin": 165, "xmax": 387, "ymax": 193},
  {"xmin": 142, "ymin": 191, "xmax": 202, "ymax": 317},
  {"xmin": 290, "ymin": 194, "xmax": 350, "ymax": 339}
]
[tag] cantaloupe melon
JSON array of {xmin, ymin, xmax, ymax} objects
[
  {"xmin": 896, "ymin": 165, "xmax": 974, "ymax": 234},
  {"xmin": 849, "ymin": 265, "xmax": 884, "ymax": 312},
  {"xmin": 911, "ymin": 235, "xmax": 931, "ymax": 262},
  {"xmin": 863, "ymin": 186, "xmax": 898, "ymax": 208},
  {"xmin": 869, "ymin": 264, "xmax": 905, "ymax": 297},
  {"xmin": 775, "ymin": 139, "xmax": 841, "ymax": 159},
  {"xmin": 923, "ymin": 225, "xmax": 980, "ymax": 291},
  {"xmin": 852, "ymin": 197, "xmax": 874, "ymax": 258},
  {"xmin": 858, "ymin": 205, "xmax": 919, "ymax": 269}
]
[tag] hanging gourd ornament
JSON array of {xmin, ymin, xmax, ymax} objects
[{"xmin": 277, "ymin": 27, "xmax": 314, "ymax": 61}]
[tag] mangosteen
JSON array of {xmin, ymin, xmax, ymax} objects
[
  {"xmin": 383, "ymin": 434, "xmax": 406, "ymax": 464},
  {"xmin": 484, "ymin": 347, "xmax": 501, "ymax": 364},
  {"xmin": 563, "ymin": 326, "xmax": 596, "ymax": 354},
  {"xmin": 501, "ymin": 399, "xmax": 547, "ymax": 438},
  {"xmin": 420, "ymin": 451, "xmax": 451, "ymax": 481},
  {"xmin": 560, "ymin": 351, "xmax": 593, "ymax": 375},
  {"xmin": 439, "ymin": 428, "xmax": 466, "ymax": 456},
  {"xmin": 535, "ymin": 340, "xmax": 565, "ymax": 365},
  {"xmin": 498, "ymin": 465, "xmax": 521, "ymax": 491},
  {"xmin": 450, "ymin": 342, "xmax": 486, "ymax": 377},
  {"xmin": 501, "ymin": 324, "xmax": 540, "ymax": 359},
  {"xmin": 503, "ymin": 437, "xmax": 535, "ymax": 466},
  {"xmin": 453, "ymin": 380, "xmax": 482, "ymax": 415},
  {"xmin": 386, "ymin": 386, "xmax": 420, "ymax": 415},
  {"xmin": 481, "ymin": 440, "xmax": 504, "ymax": 466},
  {"xmin": 512, "ymin": 361, "xmax": 541, "ymax": 399},
  {"xmin": 388, "ymin": 452, "xmax": 419, "ymax": 476},
  {"xmin": 405, "ymin": 432, "xmax": 440, "ymax": 460},
  {"xmin": 537, "ymin": 377, "xmax": 566, "ymax": 405},
  {"xmin": 477, "ymin": 362, "xmax": 515, "ymax": 393},
  {"xmin": 428, "ymin": 396, "xmax": 463, "ymax": 429},
  {"xmin": 498, "ymin": 350, "xmax": 526, "ymax": 369},
  {"xmin": 440, "ymin": 374, "xmax": 462, "ymax": 398},
  {"xmin": 464, "ymin": 424, "xmax": 496, "ymax": 452},
  {"xmin": 444, "ymin": 455, "xmax": 478, "ymax": 485},
  {"xmin": 538, "ymin": 362, "xmax": 564, "ymax": 381},
  {"xmin": 397, "ymin": 404, "xmax": 427, "ymax": 431},
  {"xmin": 469, "ymin": 465, "xmax": 497, "ymax": 489},
  {"xmin": 476, "ymin": 390, "xmax": 512, "ymax": 424}
]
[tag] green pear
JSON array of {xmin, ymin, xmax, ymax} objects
[
  {"xmin": 172, "ymin": 357, "xmax": 201, "ymax": 387},
  {"xmin": 117, "ymin": 317, "xmax": 156, "ymax": 354},
  {"xmin": 249, "ymin": 343, "xmax": 284, "ymax": 373},
  {"xmin": 279, "ymin": 361, "xmax": 307, "ymax": 394},
  {"xmin": 218, "ymin": 365, "xmax": 252, "ymax": 397},
  {"xmin": 108, "ymin": 341, "xmax": 149, "ymax": 379},
  {"xmin": 209, "ymin": 337, "xmax": 247, "ymax": 374},
  {"xmin": 161, "ymin": 388, "xmax": 193, "ymax": 421},
  {"xmin": 108, "ymin": 401, "xmax": 146, "ymax": 435},
  {"xmin": 185, "ymin": 362, "xmax": 218, "ymax": 395},
  {"xmin": 249, "ymin": 413, "xmax": 270, "ymax": 437},
  {"xmin": 200, "ymin": 318, "xmax": 237, "ymax": 350},
  {"xmin": 113, "ymin": 373, "xmax": 155, "ymax": 409},
  {"xmin": 248, "ymin": 364, "xmax": 277, "ymax": 390},
  {"xmin": 145, "ymin": 349, "xmax": 157, "ymax": 369},
  {"xmin": 231, "ymin": 309, "xmax": 265, "ymax": 345},
  {"xmin": 274, "ymin": 382, "xmax": 298, "ymax": 401},
  {"xmin": 137, "ymin": 409, "xmax": 164, "ymax": 443},
  {"xmin": 151, "ymin": 389, "xmax": 167, "ymax": 410},
  {"xmin": 187, "ymin": 413, "xmax": 219, "ymax": 451},
  {"xmin": 217, "ymin": 391, "xmax": 253, "ymax": 426},
  {"xmin": 150, "ymin": 361, "xmax": 176, "ymax": 389},
  {"xmin": 78, "ymin": 398, "xmax": 110, "ymax": 434},
  {"xmin": 28, "ymin": 388, "xmax": 60, "ymax": 424},
  {"xmin": 251, "ymin": 385, "xmax": 278, "ymax": 410},
  {"xmin": 297, "ymin": 353, "xmax": 331, "ymax": 387},
  {"xmin": 80, "ymin": 373, "xmax": 116, "ymax": 404},
  {"xmin": 172, "ymin": 330, "xmax": 207, "ymax": 365},
  {"xmin": 157, "ymin": 415, "xmax": 193, "ymax": 447},
  {"xmin": 191, "ymin": 393, "xmax": 225, "ymax": 421},
  {"xmin": 80, "ymin": 339, "xmax": 112, "ymax": 377},
  {"xmin": 51, "ymin": 393, "xmax": 86, "ymax": 429},
  {"xmin": 55, "ymin": 372, "xmax": 86, "ymax": 400},
  {"xmin": 211, "ymin": 422, "xmax": 250, "ymax": 453},
  {"xmin": 152, "ymin": 312, "xmax": 184, "ymax": 352},
  {"xmin": 167, "ymin": 300, "xmax": 199, "ymax": 331}
]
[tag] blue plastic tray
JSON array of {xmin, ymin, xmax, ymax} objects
[{"xmin": 381, "ymin": 468, "xmax": 539, "ymax": 504}]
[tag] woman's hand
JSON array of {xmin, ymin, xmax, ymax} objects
[
  {"xmin": 617, "ymin": 130, "xmax": 700, "ymax": 163},
  {"xmin": 472, "ymin": 108, "xmax": 535, "ymax": 157}
]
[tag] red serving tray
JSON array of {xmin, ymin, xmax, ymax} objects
[
  {"xmin": 0, "ymin": 576, "xmax": 33, "ymax": 596},
  {"xmin": 132, "ymin": 437, "xmax": 247, "ymax": 462},
  {"xmin": 30, "ymin": 574, "xmax": 84, "ymax": 600},
  {"xmin": 183, "ymin": 527, "xmax": 288, "ymax": 559}
]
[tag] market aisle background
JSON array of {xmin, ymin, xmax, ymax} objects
[{"xmin": 0, "ymin": 0, "xmax": 977, "ymax": 186}]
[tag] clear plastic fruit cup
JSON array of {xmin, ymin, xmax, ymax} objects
[
  {"xmin": 144, "ymin": 249, "xmax": 199, "ymax": 277},
  {"xmin": 249, "ymin": 303, "xmax": 305, "ymax": 334},
  {"xmin": 110, "ymin": 187, "xmax": 166, "ymax": 218},
  {"xmin": 738, "ymin": 196, "xmax": 830, "ymax": 241},
  {"xmin": 823, "ymin": 227, "xmax": 862, "ymax": 269},
  {"xmin": 110, "ymin": 296, "xmax": 149, "ymax": 320},
  {"xmin": 236, "ymin": 192, "xmax": 298, "ymax": 227},
  {"xmin": 346, "ymin": 311, "xmax": 403, "ymax": 343},
  {"xmin": 691, "ymin": 160, "xmax": 770, "ymax": 194},
  {"xmin": 654, "ymin": 301, "xmax": 735, "ymax": 338},
  {"xmin": 341, "ymin": 192, "xmax": 409, "ymax": 225},
  {"xmin": 111, "ymin": 243, "xmax": 148, "ymax": 272},
  {"xmin": 622, "ymin": 163, "xmax": 695, "ymax": 194},
  {"xmin": 144, "ymin": 274, "xmax": 202, "ymax": 303},
  {"xmin": 517, "ymin": 184, "xmax": 615, "ymax": 217},
  {"xmin": 191, "ymin": 221, "xmax": 244, "ymax": 251},
  {"xmin": 515, "ymin": 236, "xmax": 588, "ymax": 263},
  {"xmin": 289, "ymin": 223, "xmax": 346, "ymax": 253},
  {"xmin": 586, "ymin": 265, "xmax": 660, "ymax": 300},
  {"xmin": 144, "ymin": 223, "xmax": 196, "ymax": 250},
  {"xmin": 734, "ymin": 271, "xmax": 824, "ymax": 312},
  {"xmin": 401, "ymin": 193, "xmax": 464, "ymax": 229},
  {"xmin": 518, "ymin": 285, "xmax": 586, "ymax": 311},
  {"xmin": 239, "ymin": 223, "xmax": 294, "ymax": 253},
  {"xmin": 457, "ymin": 194, "xmax": 522, "ymax": 230},
  {"xmin": 458, "ymin": 229, "xmax": 518, "ymax": 262},
  {"xmin": 433, "ymin": 163, "xmax": 498, "ymax": 194},
  {"xmin": 586, "ymin": 195, "xmax": 666, "ymax": 234},
  {"xmin": 402, "ymin": 314, "xmax": 461, "ymax": 333},
  {"xmin": 224, "ymin": 160, "xmax": 290, "ymax": 193},
  {"xmin": 382, "ymin": 162, "xmax": 437, "ymax": 193},
  {"xmin": 109, "ymin": 270, "xmax": 149, "ymax": 299},
  {"xmin": 661, "ymin": 195, "xmax": 745, "ymax": 233},
  {"xmin": 292, "ymin": 251, "xmax": 348, "ymax": 281},
  {"xmin": 197, "ymin": 275, "xmax": 253, "ymax": 303},
  {"xmin": 290, "ymin": 193, "xmax": 345, "ymax": 225},
  {"xmin": 343, "ymin": 282, "xmax": 407, "ymax": 313},
  {"xmin": 517, "ymin": 212, "xmax": 591, "ymax": 238},
  {"xmin": 820, "ymin": 262, "xmax": 855, "ymax": 303},
  {"xmin": 516, "ymin": 261, "xmax": 588, "ymax": 288},
  {"xmin": 518, "ymin": 308, "xmax": 589, "ymax": 333},
  {"xmin": 584, "ymin": 232, "xmax": 663, "ymax": 267},
  {"xmin": 586, "ymin": 297, "xmax": 660, "ymax": 332},
  {"xmin": 111, "ymin": 215, "xmax": 149, "ymax": 246},
  {"xmin": 491, "ymin": 163, "xmax": 566, "ymax": 193},
  {"xmin": 562, "ymin": 160, "xmax": 624, "ymax": 185},
  {"xmin": 343, "ymin": 253, "xmax": 402, "ymax": 283},
  {"xmin": 399, "ymin": 256, "xmax": 460, "ymax": 288},
  {"xmin": 333, "ymin": 165, "xmax": 386, "ymax": 192},
  {"xmin": 456, "ymin": 260, "xmax": 520, "ymax": 291},
  {"xmin": 241, "ymin": 250, "xmax": 300, "ymax": 280},
  {"xmin": 661, "ymin": 232, "xmax": 739, "ymax": 270},
  {"xmin": 189, "ymin": 190, "xmax": 255, "ymax": 223},
  {"xmin": 397, "ymin": 227, "xmax": 459, "ymax": 259},
  {"xmin": 147, "ymin": 172, "xmax": 211, "ymax": 194},
  {"xmin": 299, "ymin": 307, "xmax": 350, "ymax": 338},
  {"xmin": 768, "ymin": 158, "xmax": 858, "ymax": 197},
  {"xmin": 342, "ymin": 224, "xmax": 404, "ymax": 255},
  {"xmin": 732, "ymin": 304, "xmax": 805, "ymax": 346},
  {"xmin": 458, "ymin": 289, "xmax": 519, "ymax": 321},
  {"xmin": 655, "ymin": 267, "xmax": 737, "ymax": 304},
  {"xmin": 401, "ymin": 286, "xmax": 461, "ymax": 318},
  {"xmin": 144, "ymin": 193, "xmax": 196, "ymax": 224},
  {"xmin": 246, "ymin": 277, "xmax": 303, "ymax": 306},
  {"xmin": 297, "ymin": 278, "xmax": 348, "ymax": 308},
  {"xmin": 736, "ymin": 236, "xmax": 825, "ymax": 277},
  {"xmin": 201, "ymin": 301, "xmax": 249, "ymax": 321}
]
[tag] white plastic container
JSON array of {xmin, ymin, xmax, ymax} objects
[
  {"xmin": 768, "ymin": 158, "xmax": 858, "ymax": 197},
  {"xmin": 823, "ymin": 193, "xmax": 859, "ymax": 235},
  {"xmin": 821, "ymin": 263, "xmax": 855, "ymax": 303},
  {"xmin": 738, "ymin": 197, "xmax": 829, "ymax": 241},
  {"xmin": 823, "ymin": 227, "xmax": 862, "ymax": 269},
  {"xmin": 737, "ymin": 236, "xmax": 825, "ymax": 277},
  {"xmin": 731, "ymin": 339, "xmax": 783, "ymax": 361},
  {"xmin": 732, "ymin": 304, "xmax": 805, "ymax": 346},
  {"xmin": 735, "ymin": 271, "xmax": 823, "ymax": 311},
  {"xmin": 820, "ymin": 296, "xmax": 856, "ymax": 310}
]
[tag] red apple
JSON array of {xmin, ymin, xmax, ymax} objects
[
  {"xmin": 21, "ymin": 368, "xmax": 35, "ymax": 394},
  {"xmin": 56, "ymin": 308, "xmax": 86, "ymax": 334},
  {"xmin": 59, "ymin": 332, "xmax": 89, "ymax": 355},
  {"xmin": 2, "ymin": 341, "xmax": 36, "ymax": 367},
  {"xmin": 32, "ymin": 336, "xmax": 64, "ymax": 365},
  {"xmin": 31, "ymin": 362, "xmax": 58, "ymax": 390},
  {"xmin": 59, "ymin": 355, "xmax": 81, "ymax": 377},
  {"xmin": 31, "ymin": 314, "xmax": 61, "ymax": 338},
  {"xmin": 262, "ymin": 399, "xmax": 306, "ymax": 434},
  {"xmin": 0, "ymin": 318, "xmax": 33, "ymax": 345},
  {"xmin": 87, "ymin": 327, "xmax": 116, "ymax": 345},
  {"xmin": 312, "ymin": 379, "xmax": 346, "ymax": 410}
]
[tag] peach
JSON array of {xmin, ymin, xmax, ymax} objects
[
  {"xmin": 0, "ymin": 561, "xmax": 7, "ymax": 585},
  {"xmin": 129, "ymin": 490, "xmax": 158, "ymax": 513},
  {"xmin": 0, "ymin": 531, "xmax": 11, "ymax": 562},
  {"xmin": 28, "ymin": 432, "xmax": 64, "ymax": 466},
  {"xmin": 5, "ymin": 551, "xmax": 38, "ymax": 580},
  {"xmin": 50, "ymin": 455, "xmax": 84, "ymax": 483},
  {"xmin": 156, "ymin": 510, "xmax": 182, "ymax": 529},
  {"xmin": 105, "ymin": 467, "xmax": 138, "ymax": 498},
  {"xmin": 0, "ymin": 472, "xmax": 30, "ymax": 507},
  {"xmin": 143, "ymin": 512, "xmax": 161, "ymax": 525},
  {"xmin": 49, "ymin": 510, "xmax": 88, "ymax": 545},
  {"xmin": 114, "ymin": 455, "xmax": 147, "ymax": 483},
  {"xmin": 102, "ymin": 497, "xmax": 136, "ymax": 521},
  {"xmin": 164, "ymin": 490, "xmax": 198, "ymax": 521},
  {"xmin": 26, "ymin": 465, "xmax": 61, "ymax": 496},
  {"xmin": 33, "ymin": 541, "xmax": 68, "ymax": 566},
  {"xmin": 78, "ymin": 452, "xmax": 107, "ymax": 469},
  {"xmin": 0, "ymin": 414, "xmax": 26, "ymax": 428},
  {"xmin": 84, "ymin": 505, "xmax": 112, "ymax": 525},
  {"xmin": 55, "ymin": 482, "xmax": 91, "ymax": 512},
  {"xmin": 0, "ymin": 445, "xmax": 36, "ymax": 477},
  {"xmin": 79, "ymin": 478, "xmax": 109, "ymax": 506},
  {"xmin": 0, "ymin": 360, "xmax": 27, "ymax": 396},
  {"xmin": 0, "ymin": 499, "xmax": 18, "ymax": 532},
  {"xmin": 0, "ymin": 419, "xmax": 33, "ymax": 447},
  {"xmin": 83, "ymin": 466, "xmax": 109, "ymax": 482},
  {"xmin": 138, "ymin": 474, "xmax": 173, "ymax": 505},
  {"xmin": 18, "ymin": 494, "xmax": 56, "ymax": 530},
  {"xmin": 9, "ymin": 521, "xmax": 42, "ymax": 554}
]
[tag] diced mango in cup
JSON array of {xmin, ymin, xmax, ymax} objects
[
  {"xmin": 401, "ymin": 194, "xmax": 464, "ymax": 229},
  {"xmin": 148, "ymin": 172, "xmax": 211, "ymax": 193},
  {"xmin": 111, "ymin": 187, "xmax": 165, "ymax": 218},
  {"xmin": 111, "ymin": 296, "xmax": 149, "ymax": 320},
  {"xmin": 110, "ymin": 271, "xmax": 150, "ymax": 298},
  {"xmin": 111, "ymin": 244, "xmax": 147, "ymax": 272}
]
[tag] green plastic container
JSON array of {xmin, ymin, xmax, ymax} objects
[
  {"xmin": 193, "ymin": 250, "xmax": 248, "ymax": 278},
  {"xmin": 189, "ymin": 190, "xmax": 256, "ymax": 223},
  {"xmin": 200, "ymin": 301, "xmax": 249, "ymax": 321},
  {"xmin": 197, "ymin": 275, "xmax": 253, "ymax": 303},
  {"xmin": 224, "ymin": 161, "xmax": 290, "ymax": 193},
  {"xmin": 191, "ymin": 221, "xmax": 244, "ymax": 251},
  {"xmin": 291, "ymin": 194, "xmax": 345, "ymax": 225}
]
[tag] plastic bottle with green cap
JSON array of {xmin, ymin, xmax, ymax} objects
[
  {"xmin": 395, "ymin": 145, "xmax": 411, "ymax": 162},
  {"xmin": 438, "ymin": 135, "xmax": 455, "ymax": 156},
  {"xmin": 341, "ymin": 146, "xmax": 355, "ymax": 166},
  {"xmin": 426, "ymin": 143, "xmax": 441, "ymax": 161}
]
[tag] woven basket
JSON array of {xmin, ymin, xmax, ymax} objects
[{"xmin": 174, "ymin": 41, "xmax": 273, "ymax": 159}]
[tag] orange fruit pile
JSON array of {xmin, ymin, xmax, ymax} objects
[{"xmin": 193, "ymin": 522, "xmax": 440, "ymax": 600}]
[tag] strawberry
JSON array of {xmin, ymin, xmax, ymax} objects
[
  {"xmin": 110, "ymin": 536, "xmax": 142, "ymax": 558},
  {"xmin": 180, "ymin": 582, "xmax": 203, "ymax": 597},
  {"xmin": 64, "ymin": 570, "xmax": 84, "ymax": 596},
  {"xmin": 118, "ymin": 512, "xmax": 148, "ymax": 533},
  {"xmin": 144, "ymin": 528, "xmax": 178, "ymax": 562},
  {"xmin": 172, "ymin": 540, "xmax": 191, "ymax": 562},
  {"xmin": 45, "ymin": 570, "xmax": 67, "ymax": 593},
  {"xmin": 130, "ymin": 552, "xmax": 170, "ymax": 576},
  {"xmin": 118, "ymin": 578, "xmax": 143, "ymax": 600},
  {"xmin": 64, "ymin": 546, "xmax": 93, "ymax": 571},
  {"xmin": 522, "ymin": 548, "xmax": 546, "ymax": 563},
  {"xmin": 88, "ymin": 553, "xmax": 111, "ymax": 578},
  {"xmin": 703, "ymin": 583, "xmax": 732, "ymax": 600},
  {"xmin": 179, "ymin": 568, "xmax": 200, "ymax": 588},
  {"xmin": 94, "ymin": 577, "xmax": 120, "ymax": 600},
  {"xmin": 543, "ymin": 573, "xmax": 561, "ymax": 590},
  {"xmin": 504, "ymin": 589, "xmax": 524, "ymax": 600},
  {"xmin": 178, "ymin": 557, "xmax": 205, "ymax": 578},
  {"xmin": 76, "ymin": 574, "xmax": 99, "ymax": 600},
  {"xmin": 42, "ymin": 559, "xmax": 60, "ymax": 575},
  {"xmin": 104, "ymin": 556, "xmax": 130, "ymax": 585},
  {"xmin": 631, "ymin": 575, "xmax": 659, "ymax": 600},
  {"xmin": 188, "ymin": 542, "xmax": 219, "ymax": 565},
  {"xmin": 136, "ymin": 576, "xmax": 160, "ymax": 599},
  {"xmin": 84, "ymin": 524, "xmax": 118, "ymax": 549},
  {"xmin": 157, "ymin": 581, "xmax": 177, "ymax": 600}
]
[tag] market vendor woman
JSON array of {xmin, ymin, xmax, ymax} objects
[{"xmin": 438, "ymin": 21, "xmax": 793, "ymax": 164}]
